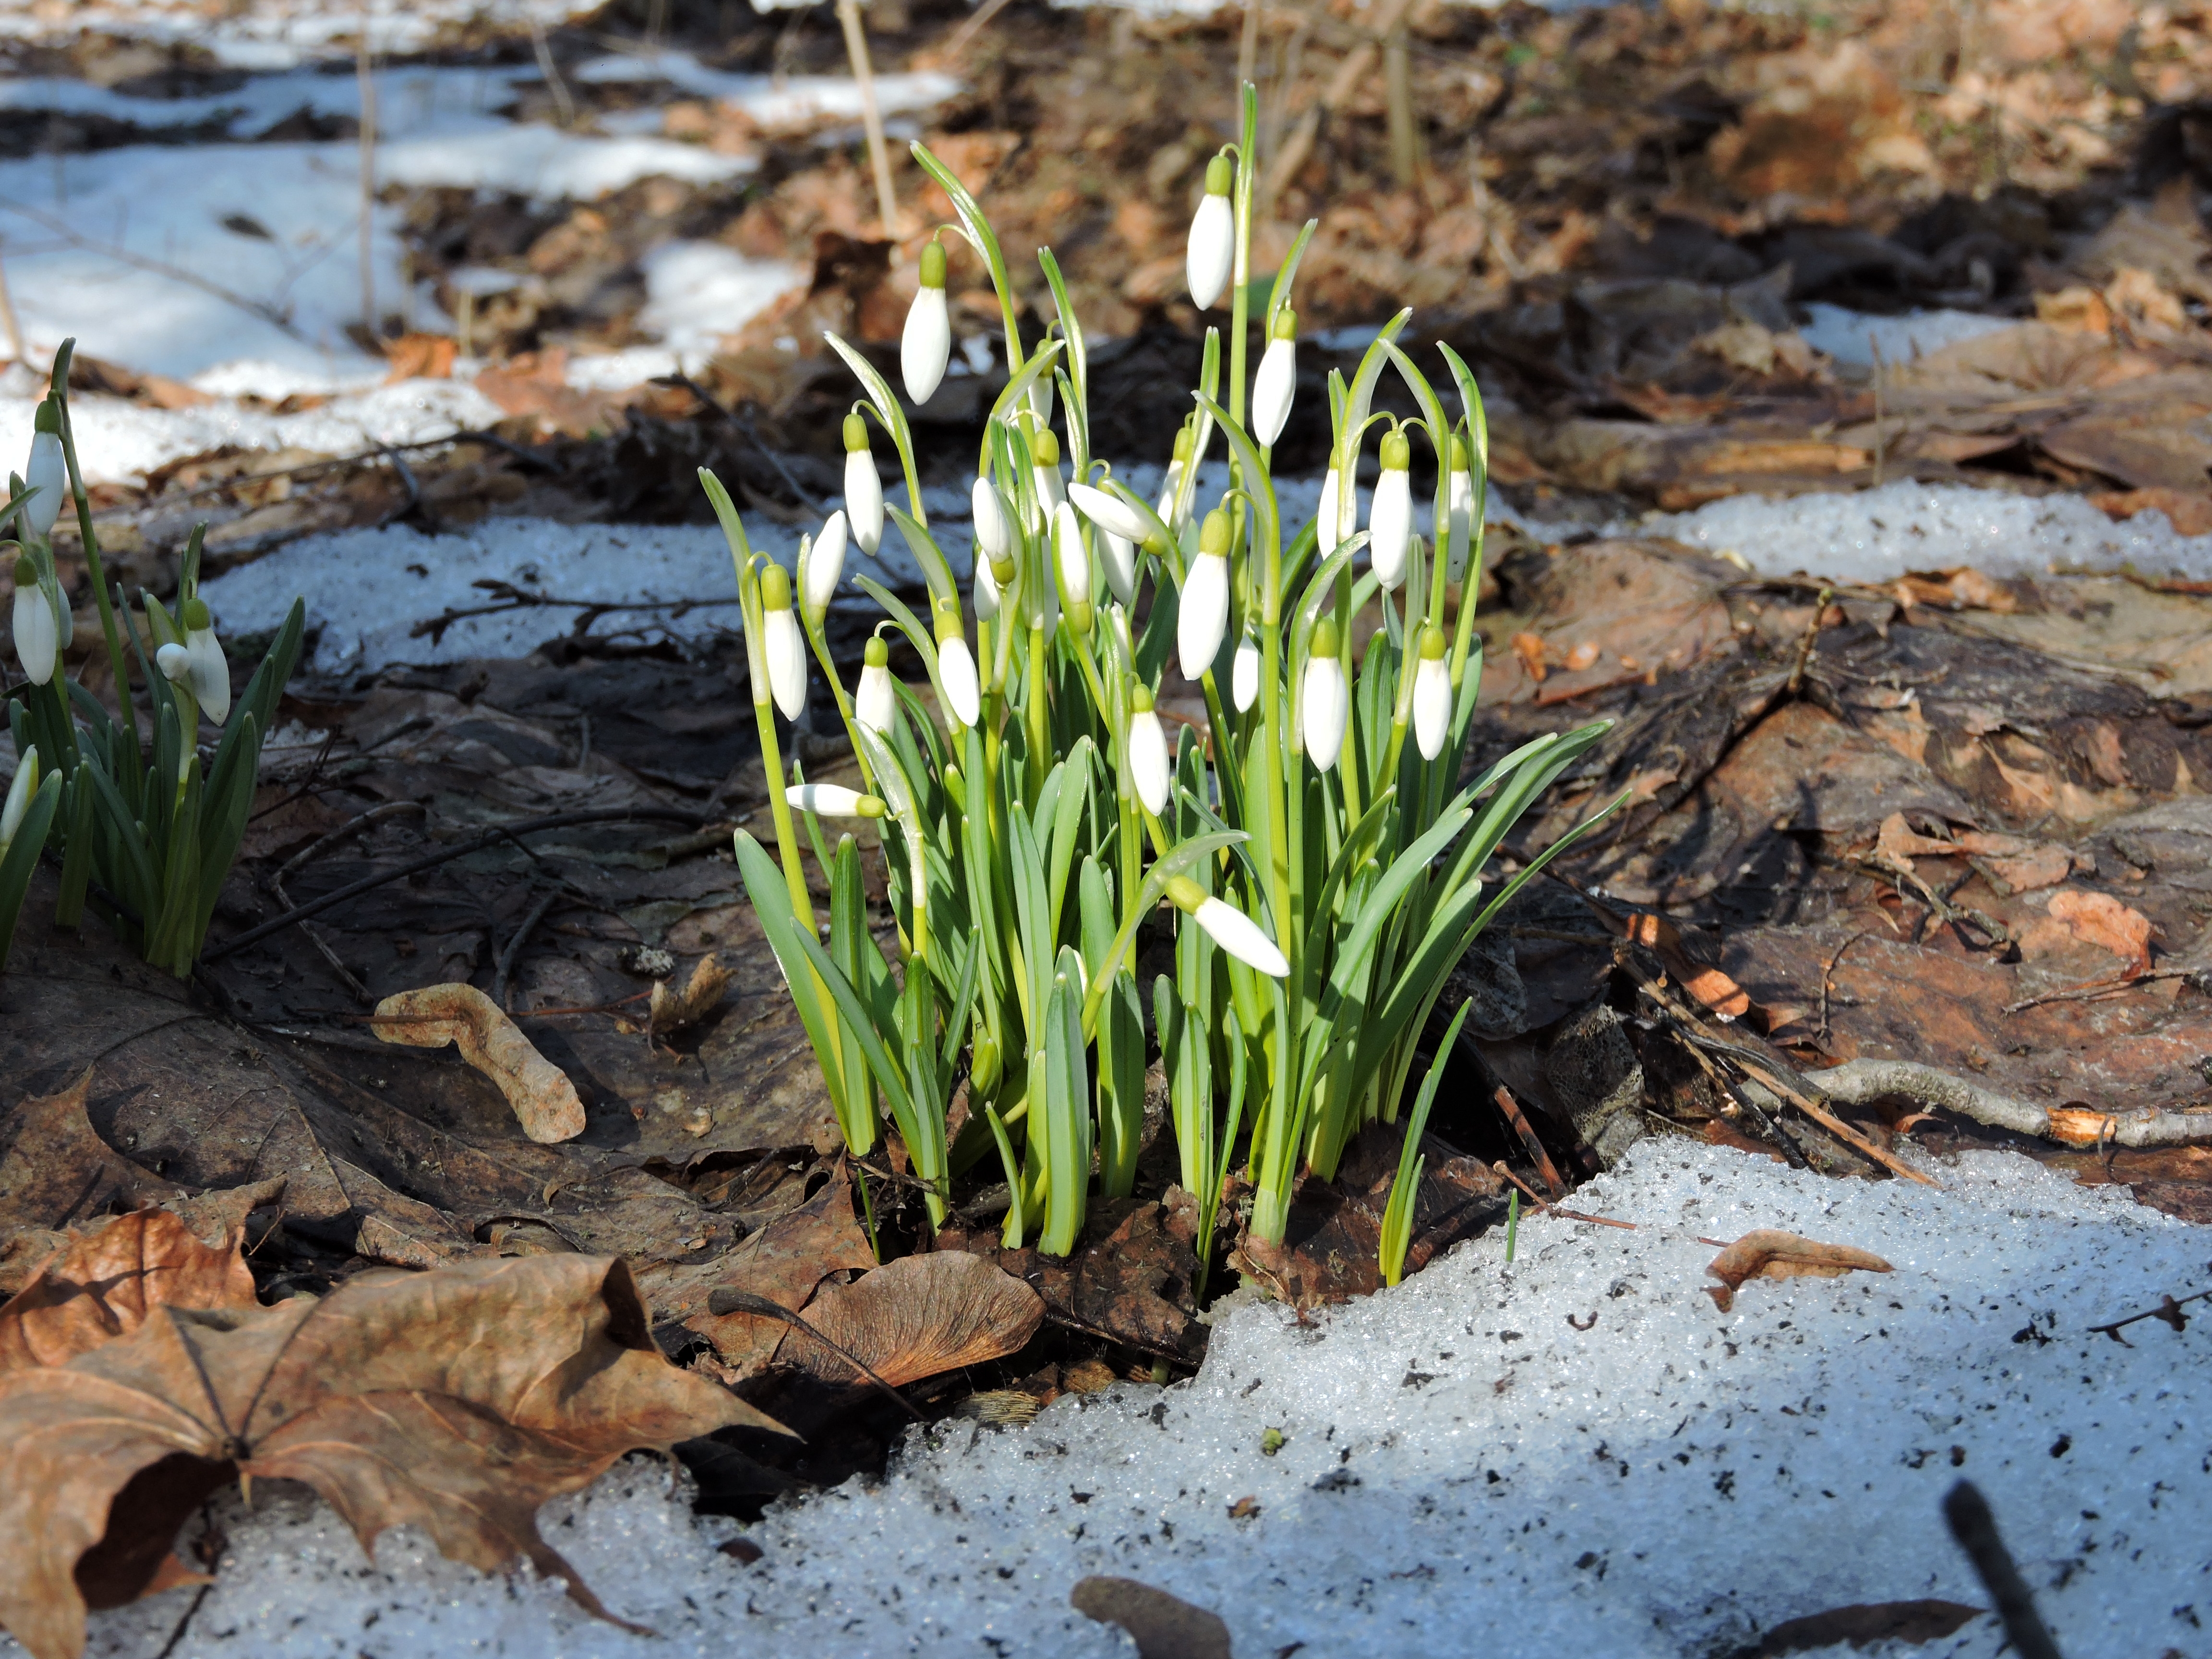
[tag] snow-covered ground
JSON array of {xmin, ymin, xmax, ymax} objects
[{"xmin": 12, "ymin": 1139, "xmax": 2204, "ymax": 1659}]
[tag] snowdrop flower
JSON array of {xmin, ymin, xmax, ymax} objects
[
  {"xmin": 156, "ymin": 640, "xmax": 192, "ymax": 687},
  {"xmin": 1186, "ymin": 154, "xmax": 1235, "ymax": 311},
  {"xmin": 842, "ymin": 413, "xmax": 884, "ymax": 555},
  {"xmin": 181, "ymin": 597, "xmax": 229, "ymax": 724},
  {"xmin": 1301, "ymin": 615, "xmax": 1347, "ymax": 772},
  {"xmin": 11, "ymin": 553, "xmax": 55, "ymax": 686},
  {"xmin": 1053, "ymin": 500, "xmax": 1094, "ymax": 636},
  {"xmin": 934, "ymin": 599, "xmax": 981, "ymax": 729},
  {"xmin": 1178, "ymin": 509, "xmax": 1231, "ymax": 682},
  {"xmin": 902, "ymin": 240, "xmax": 951, "ymax": 404},
  {"xmin": 1166, "ymin": 876, "xmax": 1288, "ymax": 978},
  {"xmin": 1317, "ymin": 463, "xmax": 1345, "ymax": 556},
  {"xmin": 1251, "ymin": 309, "xmax": 1298, "ymax": 446},
  {"xmin": 786, "ymin": 783, "xmax": 886, "ymax": 819},
  {"xmin": 1442, "ymin": 431, "xmax": 1475, "ymax": 583},
  {"xmin": 855, "ymin": 634, "xmax": 896, "ymax": 735},
  {"xmin": 759, "ymin": 563, "xmax": 807, "ymax": 721},
  {"xmin": 24, "ymin": 404, "xmax": 63, "ymax": 541},
  {"xmin": 1231, "ymin": 629, "xmax": 1260, "ymax": 713},
  {"xmin": 1413, "ymin": 623, "xmax": 1452, "ymax": 761},
  {"xmin": 1030, "ymin": 427, "xmax": 1065, "ymax": 514},
  {"xmin": 1067, "ymin": 481, "xmax": 1151, "ymax": 546},
  {"xmin": 801, "ymin": 510, "xmax": 848, "ymax": 621},
  {"xmin": 973, "ymin": 543, "xmax": 1003, "ymax": 621},
  {"xmin": 1369, "ymin": 428, "xmax": 1412, "ymax": 591},
  {"xmin": 1156, "ymin": 426, "xmax": 1195, "ymax": 529},
  {"xmin": 1099, "ymin": 528, "xmax": 1137, "ymax": 605},
  {"xmin": 971, "ymin": 474, "xmax": 1010, "ymax": 563},
  {"xmin": 1125, "ymin": 684, "xmax": 1171, "ymax": 816},
  {"xmin": 0, "ymin": 748, "xmax": 36, "ymax": 853}
]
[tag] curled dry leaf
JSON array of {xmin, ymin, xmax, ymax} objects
[
  {"xmin": 0, "ymin": 1210, "xmax": 257, "ymax": 1376},
  {"xmin": 1706, "ymin": 1229, "xmax": 1893, "ymax": 1312},
  {"xmin": 779, "ymin": 1250, "xmax": 1045, "ymax": 1390},
  {"xmin": 680, "ymin": 1168, "xmax": 878, "ymax": 1377},
  {"xmin": 618, "ymin": 953, "xmax": 732, "ymax": 1037},
  {"xmin": 0, "ymin": 1253, "xmax": 786, "ymax": 1659},
  {"xmin": 2044, "ymin": 890, "xmax": 2154, "ymax": 978},
  {"xmin": 373, "ymin": 983, "xmax": 586, "ymax": 1143},
  {"xmin": 1070, "ymin": 1576, "xmax": 1232, "ymax": 1659}
]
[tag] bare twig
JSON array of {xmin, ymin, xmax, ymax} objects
[
  {"xmin": 703, "ymin": 1286, "xmax": 922, "ymax": 1419},
  {"xmin": 1684, "ymin": 1033, "xmax": 1939, "ymax": 1187},
  {"xmin": 2004, "ymin": 968, "xmax": 2191, "ymax": 1015},
  {"xmin": 1815, "ymin": 928, "xmax": 1868, "ymax": 1047},
  {"xmin": 266, "ymin": 799, "xmax": 427, "ymax": 1006},
  {"xmin": 492, "ymin": 889, "xmax": 561, "ymax": 1009},
  {"xmin": 1807, "ymin": 1058, "xmax": 2212, "ymax": 1150},
  {"xmin": 528, "ymin": 12, "xmax": 577, "ymax": 128},
  {"xmin": 1491, "ymin": 1084, "xmax": 1565, "ymax": 1196},
  {"xmin": 1785, "ymin": 585, "xmax": 1832, "ymax": 697},
  {"xmin": 943, "ymin": 0, "xmax": 1020, "ymax": 60},
  {"xmin": 834, "ymin": 0, "xmax": 900, "ymax": 238},
  {"xmin": 1489, "ymin": 1164, "xmax": 1636, "ymax": 1231},
  {"xmin": 1942, "ymin": 1482, "xmax": 2063, "ymax": 1659},
  {"xmin": 2088, "ymin": 1286, "xmax": 2209, "ymax": 1346}
]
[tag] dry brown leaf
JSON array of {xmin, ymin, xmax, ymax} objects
[
  {"xmin": 1070, "ymin": 1576, "xmax": 1232, "ymax": 1659},
  {"xmin": 374, "ymin": 983, "xmax": 586, "ymax": 1142},
  {"xmin": 0, "ymin": 1254, "xmax": 785, "ymax": 1659},
  {"xmin": 2045, "ymin": 889, "xmax": 2154, "ymax": 976},
  {"xmin": 1510, "ymin": 630, "xmax": 1549, "ymax": 683},
  {"xmin": 646, "ymin": 955, "xmax": 732, "ymax": 1036},
  {"xmin": 1873, "ymin": 812, "xmax": 1960, "ymax": 871},
  {"xmin": 1705, "ymin": 1229, "xmax": 1893, "ymax": 1311},
  {"xmin": 0, "ymin": 1211, "xmax": 257, "ymax": 1376},
  {"xmin": 779, "ymin": 1250, "xmax": 1043, "ymax": 1389},
  {"xmin": 1617, "ymin": 912, "xmax": 1754, "ymax": 1021},
  {"xmin": 682, "ymin": 1169, "xmax": 878, "ymax": 1376}
]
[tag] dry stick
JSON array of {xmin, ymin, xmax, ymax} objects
[
  {"xmin": 1941, "ymin": 1482, "xmax": 2064, "ymax": 1659},
  {"xmin": 2087, "ymin": 1286, "xmax": 2210, "ymax": 1345},
  {"xmin": 703, "ymin": 1287, "xmax": 922, "ymax": 1420},
  {"xmin": 942, "ymin": 0, "xmax": 1019, "ymax": 60},
  {"xmin": 1815, "ymin": 927, "xmax": 1869, "ymax": 1047},
  {"xmin": 1684, "ymin": 1031, "xmax": 1939, "ymax": 1187},
  {"xmin": 834, "ymin": 0, "xmax": 900, "ymax": 239},
  {"xmin": 267, "ymin": 800, "xmax": 427, "ymax": 1007},
  {"xmin": 1784, "ymin": 585, "xmax": 1831, "ymax": 697},
  {"xmin": 492, "ymin": 889, "xmax": 561, "ymax": 1010},
  {"xmin": 1489, "ymin": 1163, "xmax": 1637, "ymax": 1231},
  {"xmin": 204, "ymin": 806, "xmax": 704, "ymax": 961},
  {"xmin": 528, "ymin": 12, "xmax": 577, "ymax": 128},
  {"xmin": 356, "ymin": 16, "xmax": 378, "ymax": 340},
  {"xmin": 1806, "ymin": 1058, "xmax": 2212, "ymax": 1150},
  {"xmin": 1238, "ymin": 0, "xmax": 1263, "ymax": 98},
  {"xmin": 1383, "ymin": 13, "xmax": 1419, "ymax": 187},
  {"xmin": 2004, "ymin": 968, "xmax": 2191, "ymax": 1015},
  {"xmin": 1491, "ymin": 1084, "xmax": 1566, "ymax": 1197}
]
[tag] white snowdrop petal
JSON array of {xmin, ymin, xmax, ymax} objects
[
  {"xmin": 1252, "ymin": 337, "xmax": 1296, "ymax": 447},
  {"xmin": 1053, "ymin": 501, "xmax": 1090, "ymax": 603},
  {"xmin": 765, "ymin": 608, "xmax": 808, "ymax": 720},
  {"xmin": 786, "ymin": 783, "xmax": 868, "ymax": 817},
  {"xmin": 1370, "ymin": 469, "xmax": 1411, "ymax": 590},
  {"xmin": 1232, "ymin": 635, "xmax": 1261, "ymax": 713},
  {"xmin": 1128, "ymin": 709, "xmax": 1171, "ymax": 816},
  {"xmin": 1445, "ymin": 469, "xmax": 1476, "ymax": 583},
  {"xmin": 901, "ymin": 285, "xmax": 951, "ymax": 404},
  {"xmin": 1068, "ymin": 481, "xmax": 1152, "ymax": 545},
  {"xmin": 938, "ymin": 636, "xmax": 981, "ymax": 728},
  {"xmin": 12, "ymin": 585, "xmax": 56, "ymax": 686},
  {"xmin": 855, "ymin": 664, "xmax": 896, "ymax": 734},
  {"xmin": 1101, "ymin": 531, "xmax": 1137, "ymax": 606},
  {"xmin": 1193, "ymin": 897, "xmax": 1289, "ymax": 978},
  {"xmin": 156, "ymin": 641, "xmax": 192, "ymax": 685},
  {"xmin": 1177, "ymin": 552, "xmax": 1229, "ymax": 682},
  {"xmin": 971, "ymin": 476, "xmax": 1010, "ymax": 560},
  {"xmin": 1317, "ymin": 467, "xmax": 1343, "ymax": 556},
  {"xmin": 187, "ymin": 628, "xmax": 230, "ymax": 724},
  {"xmin": 1186, "ymin": 193, "xmax": 1235, "ymax": 311},
  {"xmin": 973, "ymin": 548, "xmax": 1002, "ymax": 621},
  {"xmin": 804, "ymin": 511, "xmax": 849, "ymax": 613},
  {"xmin": 1302, "ymin": 655, "xmax": 1347, "ymax": 771},
  {"xmin": 844, "ymin": 450, "xmax": 885, "ymax": 555},
  {"xmin": 24, "ymin": 432, "xmax": 63, "ymax": 540},
  {"xmin": 1414, "ymin": 654, "xmax": 1453, "ymax": 761}
]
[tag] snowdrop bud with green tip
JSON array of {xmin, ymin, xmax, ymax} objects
[
  {"xmin": 1369, "ymin": 428, "xmax": 1412, "ymax": 590},
  {"xmin": 10, "ymin": 552, "xmax": 54, "ymax": 685},
  {"xmin": 1440, "ymin": 430, "xmax": 1476, "ymax": 582},
  {"xmin": 1252, "ymin": 308, "xmax": 1298, "ymax": 445},
  {"xmin": 902, "ymin": 240, "xmax": 951, "ymax": 403},
  {"xmin": 1030, "ymin": 426, "xmax": 1064, "ymax": 513},
  {"xmin": 1178, "ymin": 508, "xmax": 1231, "ymax": 682},
  {"xmin": 182, "ymin": 596, "xmax": 229, "ymax": 723},
  {"xmin": 934, "ymin": 598, "xmax": 981, "ymax": 728},
  {"xmin": 1067, "ymin": 481, "xmax": 1150, "ymax": 546},
  {"xmin": 1186, "ymin": 154, "xmax": 1236, "ymax": 311},
  {"xmin": 1301, "ymin": 614, "xmax": 1347, "ymax": 771},
  {"xmin": 0, "ymin": 749, "xmax": 36, "ymax": 853},
  {"xmin": 1232, "ymin": 628, "xmax": 1260, "ymax": 713},
  {"xmin": 1126, "ymin": 684, "xmax": 1171, "ymax": 815},
  {"xmin": 842, "ymin": 413, "xmax": 883, "ymax": 554},
  {"xmin": 1413, "ymin": 623, "xmax": 1451, "ymax": 760},
  {"xmin": 24, "ymin": 401, "xmax": 63, "ymax": 541},
  {"xmin": 971, "ymin": 474, "xmax": 1010, "ymax": 561},
  {"xmin": 1053, "ymin": 500, "xmax": 1094, "ymax": 635},
  {"xmin": 802, "ymin": 509, "xmax": 848, "ymax": 620},
  {"xmin": 855, "ymin": 634, "xmax": 895, "ymax": 734},
  {"xmin": 1165, "ymin": 875, "xmax": 1289, "ymax": 977},
  {"xmin": 786, "ymin": 783, "xmax": 887, "ymax": 818},
  {"xmin": 759, "ymin": 563, "xmax": 807, "ymax": 720}
]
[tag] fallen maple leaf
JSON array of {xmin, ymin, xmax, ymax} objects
[
  {"xmin": 681, "ymin": 1168, "xmax": 878, "ymax": 1376},
  {"xmin": 778, "ymin": 1250, "xmax": 1044, "ymax": 1389},
  {"xmin": 2044, "ymin": 890, "xmax": 2154, "ymax": 977},
  {"xmin": 374, "ymin": 983, "xmax": 586, "ymax": 1142},
  {"xmin": 1705, "ymin": 1230, "xmax": 1893, "ymax": 1311},
  {"xmin": 0, "ymin": 1254, "xmax": 785, "ymax": 1659},
  {"xmin": 0, "ymin": 1210, "xmax": 257, "ymax": 1376}
]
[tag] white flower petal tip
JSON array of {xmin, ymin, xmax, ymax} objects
[
  {"xmin": 156, "ymin": 641, "xmax": 192, "ymax": 685},
  {"xmin": 1413, "ymin": 652, "xmax": 1452, "ymax": 762},
  {"xmin": 1231, "ymin": 634, "xmax": 1261, "ymax": 713},
  {"xmin": 785, "ymin": 783, "xmax": 881, "ymax": 818},
  {"xmin": 803, "ymin": 510, "xmax": 849, "ymax": 615},
  {"xmin": 11, "ymin": 583, "xmax": 57, "ymax": 686},
  {"xmin": 1127, "ymin": 705, "xmax": 1171, "ymax": 816},
  {"xmin": 1186, "ymin": 191, "xmax": 1235, "ymax": 312},
  {"xmin": 1194, "ymin": 897, "xmax": 1289, "ymax": 977},
  {"xmin": 971, "ymin": 476, "xmax": 1010, "ymax": 560},
  {"xmin": 1301, "ymin": 654, "xmax": 1348, "ymax": 772},
  {"xmin": 1317, "ymin": 466, "xmax": 1344, "ymax": 556},
  {"xmin": 186, "ymin": 629, "xmax": 230, "ymax": 724},
  {"xmin": 1251, "ymin": 333, "xmax": 1296, "ymax": 447},
  {"xmin": 901, "ymin": 284, "xmax": 951, "ymax": 405},
  {"xmin": 764, "ymin": 607, "xmax": 808, "ymax": 721},
  {"xmin": 1053, "ymin": 500, "xmax": 1090, "ymax": 605},
  {"xmin": 24, "ymin": 430, "xmax": 64, "ymax": 540},
  {"xmin": 842, "ymin": 415, "xmax": 885, "ymax": 555},
  {"xmin": 1067, "ymin": 481, "xmax": 1152, "ymax": 546},
  {"xmin": 855, "ymin": 662, "xmax": 896, "ymax": 734},
  {"xmin": 1443, "ymin": 466, "xmax": 1476, "ymax": 583},
  {"xmin": 1177, "ymin": 552, "xmax": 1229, "ymax": 682},
  {"xmin": 1101, "ymin": 531, "xmax": 1137, "ymax": 606},
  {"xmin": 1369, "ymin": 466, "xmax": 1411, "ymax": 591},
  {"xmin": 938, "ymin": 636, "xmax": 982, "ymax": 728}
]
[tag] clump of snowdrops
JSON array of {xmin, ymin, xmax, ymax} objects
[
  {"xmin": 4, "ymin": 340, "xmax": 303, "ymax": 975},
  {"xmin": 709, "ymin": 87, "xmax": 1613, "ymax": 1274}
]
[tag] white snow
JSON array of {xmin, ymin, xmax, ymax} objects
[
  {"xmin": 0, "ymin": 0, "xmax": 604, "ymax": 70},
  {"xmin": 573, "ymin": 51, "xmax": 960, "ymax": 133},
  {"xmin": 1800, "ymin": 304, "xmax": 2018, "ymax": 369},
  {"xmin": 637, "ymin": 243, "xmax": 810, "ymax": 361},
  {"xmin": 12, "ymin": 1140, "xmax": 2205, "ymax": 1659}
]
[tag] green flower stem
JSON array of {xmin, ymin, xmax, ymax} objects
[{"xmin": 47, "ymin": 342, "xmax": 132, "ymax": 742}]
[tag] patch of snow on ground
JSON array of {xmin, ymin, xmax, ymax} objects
[
  {"xmin": 573, "ymin": 51, "xmax": 959, "ymax": 132},
  {"xmin": 638, "ymin": 243, "xmax": 810, "ymax": 359},
  {"xmin": 12, "ymin": 1141, "xmax": 2205, "ymax": 1659},
  {"xmin": 0, "ymin": 0, "xmax": 603, "ymax": 69},
  {"xmin": 1637, "ymin": 479, "xmax": 2212, "ymax": 585},
  {"xmin": 1799, "ymin": 304, "xmax": 2019, "ymax": 369}
]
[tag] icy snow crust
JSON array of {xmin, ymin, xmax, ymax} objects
[{"xmin": 11, "ymin": 1142, "xmax": 2205, "ymax": 1659}]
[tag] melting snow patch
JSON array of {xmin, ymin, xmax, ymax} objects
[
  {"xmin": 10, "ymin": 1141, "xmax": 2203, "ymax": 1659},
  {"xmin": 1799, "ymin": 304, "xmax": 2018, "ymax": 369},
  {"xmin": 0, "ymin": 0, "xmax": 605, "ymax": 69},
  {"xmin": 573, "ymin": 51, "xmax": 959, "ymax": 132}
]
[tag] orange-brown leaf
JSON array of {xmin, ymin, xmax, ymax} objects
[
  {"xmin": 373, "ymin": 983, "xmax": 586, "ymax": 1142},
  {"xmin": 2044, "ymin": 890, "xmax": 2154, "ymax": 977},
  {"xmin": 0, "ymin": 1254, "xmax": 784, "ymax": 1659},
  {"xmin": 779, "ymin": 1250, "xmax": 1044, "ymax": 1389},
  {"xmin": 1705, "ymin": 1229, "xmax": 1893, "ymax": 1311},
  {"xmin": 0, "ymin": 1210, "xmax": 257, "ymax": 1376}
]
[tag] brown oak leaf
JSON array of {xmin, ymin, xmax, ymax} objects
[
  {"xmin": 1705, "ymin": 1230, "xmax": 1893, "ymax": 1311},
  {"xmin": 373, "ymin": 983, "xmax": 587, "ymax": 1142},
  {"xmin": 0, "ymin": 1254, "xmax": 785, "ymax": 1659},
  {"xmin": 776, "ymin": 1250, "xmax": 1043, "ymax": 1389},
  {"xmin": 0, "ymin": 1210, "xmax": 257, "ymax": 1376}
]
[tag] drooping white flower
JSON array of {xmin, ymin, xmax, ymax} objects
[
  {"xmin": 902, "ymin": 240, "xmax": 951, "ymax": 404},
  {"xmin": 181, "ymin": 597, "xmax": 229, "ymax": 724},
  {"xmin": 1126, "ymin": 686, "xmax": 1171, "ymax": 816},
  {"xmin": 786, "ymin": 783, "xmax": 885, "ymax": 818},
  {"xmin": 1231, "ymin": 630, "xmax": 1260, "ymax": 712},
  {"xmin": 156, "ymin": 640, "xmax": 192, "ymax": 686},
  {"xmin": 1251, "ymin": 309, "xmax": 1298, "ymax": 446},
  {"xmin": 1178, "ymin": 509, "xmax": 1231, "ymax": 682},
  {"xmin": 1186, "ymin": 154, "xmax": 1236, "ymax": 311},
  {"xmin": 24, "ymin": 415, "xmax": 63, "ymax": 541},
  {"xmin": 1052, "ymin": 500, "xmax": 1090, "ymax": 606},
  {"xmin": 1300, "ymin": 616, "xmax": 1347, "ymax": 772},
  {"xmin": 1030, "ymin": 427, "xmax": 1065, "ymax": 515},
  {"xmin": 1413, "ymin": 623, "xmax": 1452, "ymax": 761},
  {"xmin": 1157, "ymin": 426, "xmax": 1195, "ymax": 529},
  {"xmin": 759, "ymin": 563, "xmax": 807, "ymax": 721},
  {"xmin": 11, "ymin": 554, "xmax": 55, "ymax": 686},
  {"xmin": 855, "ymin": 634, "xmax": 896, "ymax": 734},
  {"xmin": 0, "ymin": 748, "xmax": 35, "ymax": 853},
  {"xmin": 935, "ymin": 603, "xmax": 981, "ymax": 728},
  {"xmin": 973, "ymin": 544, "xmax": 1003, "ymax": 621},
  {"xmin": 1165, "ymin": 875, "xmax": 1288, "ymax": 977},
  {"xmin": 1067, "ymin": 481, "xmax": 1151, "ymax": 545},
  {"xmin": 1369, "ymin": 428, "xmax": 1412, "ymax": 591},
  {"xmin": 842, "ymin": 413, "xmax": 884, "ymax": 555},
  {"xmin": 1443, "ymin": 433, "xmax": 1476, "ymax": 583},
  {"xmin": 1317, "ymin": 463, "xmax": 1344, "ymax": 556},
  {"xmin": 1099, "ymin": 529, "xmax": 1137, "ymax": 606},
  {"xmin": 801, "ymin": 510, "xmax": 848, "ymax": 619},
  {"xmin": 972, "ymin": 474, "xmax": 1010, "ymax": 562}
]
